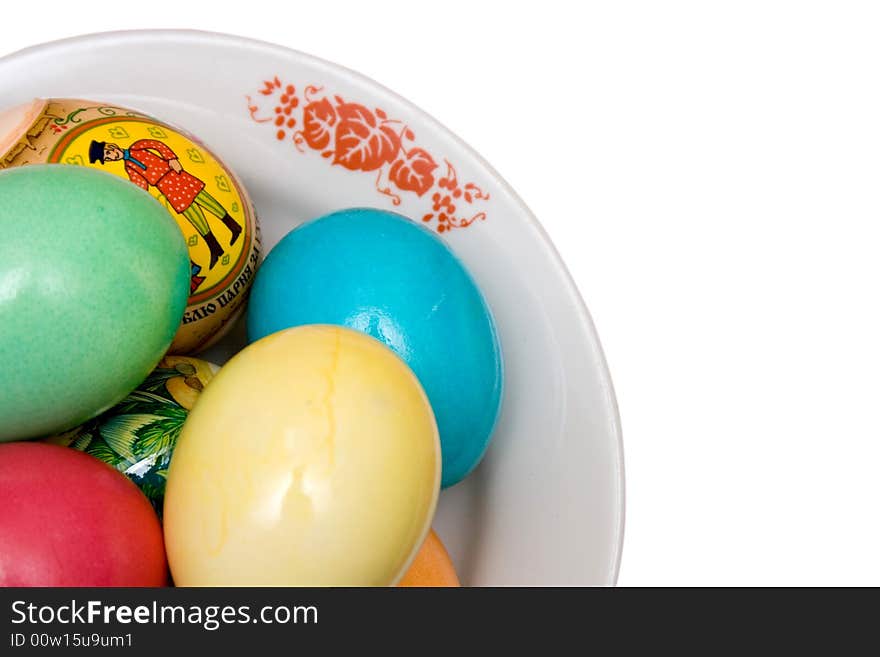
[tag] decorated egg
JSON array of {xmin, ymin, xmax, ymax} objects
[
  {"xmin": 46, "ymin": 356, "xmax": 218, "ymax": 515},
  {"xmin": 0, "ymin": 98, "xmax": 262, "ymax": 354},
  {"xmin": 398, "ymin": 530, "xmax": 461, "ymax": 587},
  {"xmin": 0, "ymin": 442, "xmax": 168, "ymax": 586},
  {"xmin": 0, "ymin": 165, "xmax": 190, "ymax": 442},
  {"xmin": 163, "ymin": 325, "xmax": 440, "ymax": 586},
  {"xmin": 247, "ymin": 208, "xmax": 503, "ymax": 488}
]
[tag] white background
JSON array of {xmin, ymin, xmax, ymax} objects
[{"xmin": 3, "ymin": 1, "xmax": 879, "ymax": 586}]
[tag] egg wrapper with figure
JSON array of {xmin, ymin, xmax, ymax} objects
[{"xmin": 0, "ymin": 98, "xmax": 262, "ymax": 354}]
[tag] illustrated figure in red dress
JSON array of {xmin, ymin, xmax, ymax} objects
[{"xmin": 89, "ymin": 140, "xmax": 242, "ymax": 281}]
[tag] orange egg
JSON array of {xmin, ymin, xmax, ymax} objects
[{"xmin": 398, "ymin": 530, "xmax": 460, "ymax": 587}]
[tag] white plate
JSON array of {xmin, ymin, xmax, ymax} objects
[{"xmin": 0, "ymin": 30, "xmax": 624, "ymax": 586}]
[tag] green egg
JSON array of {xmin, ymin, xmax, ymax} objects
[{"xmin": 0, "ymin": 165, "xmax": 190, "ymax": 442}]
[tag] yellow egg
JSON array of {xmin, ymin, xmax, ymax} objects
[{"xmin": 163, "ymin": 325, "xmax": 441, "ymax": 586}]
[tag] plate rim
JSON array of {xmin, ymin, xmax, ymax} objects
[{"xmin": 0, "ymin": 28, "xmax": 626, "ymax": 584}]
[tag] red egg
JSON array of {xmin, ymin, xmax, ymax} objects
[{"xmin": 0, "ymin": 443, "xmax": 168, "ymax": 587}]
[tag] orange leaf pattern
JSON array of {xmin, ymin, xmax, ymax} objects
[
  {"xmin": 247, "ymin": 78, "xmax": 490, "ymax": 232},
  {"xmin": 301, "ymin": 97, "xmax": 337, "ymax": 150},
  {"xmin": 390, "ymin": 147, "xmax": 437, "ymax": 197},
  {"xmin": 333, "ymin": 102, "xmax": 401, "ymax": 171}
]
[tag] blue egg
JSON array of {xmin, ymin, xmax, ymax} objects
[{"xmin": 247, "ymin": 208, "xmax": 503, "ymax": 487}]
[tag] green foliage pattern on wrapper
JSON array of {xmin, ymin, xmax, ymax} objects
[{"xmin": 48, "ymin": 359, "xmax": 212, "ymax": 517}]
